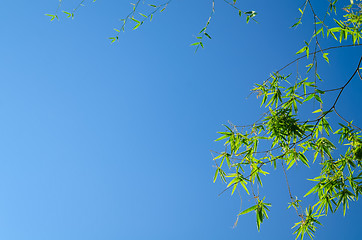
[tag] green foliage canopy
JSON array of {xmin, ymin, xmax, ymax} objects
[{"xmin": 211, "ymin": 1, "xmax": 362, "ymax": 239}]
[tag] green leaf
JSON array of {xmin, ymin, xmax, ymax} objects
[
  {"xmin": 299, "ymin": 153, "xmax": 310, "ymax": 167},
  {"xmin": 296, "ymin": 46, "xmax": 307, "ymax": 55},
  {"xmin": 306, "ymin": 63, "xmax": 314, "ymax": 73},
  {"xmin": 204, "ymin": 32, "xmax": 212, "ymax": 39},
  {"xmin": 214, "ymin": 135, "xmax": 228, "ymax": 141},
  {"xmin": 133, "ymin": 22, "xmax": 142, "ymax": 30},
  {"xmin": 213, "ymin": 169, "xmax": 219, "ymax": 183},
  {"xmin": 304, "ymin": 184, "xmax": 319, "ymax": 197},
  {"xmin": 291, "ymin": 20, "xmax": 301, "ymax": 28},
  {"xmin": 313, "ymin": 27, "xmax": 324, "ymax": 38},
  {"xmin": 303, "ymin": 94, "xmax": 314, "ymax": 102},
  {"xmin": 314, "ymin": 94, "xmax": 323, "ymax": 103},
  {"xmin": 239, "ymin": 204, "xmax": 258, "ymax": 215},
  {"xmin": 62, "ymin": 11, "xmax": 72, "ymax": 18},
  {"xmin": 45, "ymin": 14, "xmax": 57, "ymax": 21},
  {"xmin": 240, "ymin": 180, "xmax": 250, "ymax": 195},
  {"xmin": 131, "ymin": 17, "xmax": 140, "ymax": 23},
  {"xmin": 323, "ymin": 53, "xmax": 330, "ymax": 63},
  {"xmin": 334, "ymin": 19, "xmax": 345, "ymax": 28},
  {"xmin": 306, "ymin": 46, "xmax": 309, "ymax": 58}
]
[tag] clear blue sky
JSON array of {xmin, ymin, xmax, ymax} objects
[{"xmin": 0, "ymin": 0, "xmax": 361, "ymax": 239}]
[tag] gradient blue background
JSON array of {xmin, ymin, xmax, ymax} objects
[{"xmin": 0, "ymin": 0, "xmax": 361, "ymax": 239}]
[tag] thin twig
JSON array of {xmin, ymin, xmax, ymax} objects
[{"xmin": 333, "ymin": 107, "xmax": 362, "ymax": 131}]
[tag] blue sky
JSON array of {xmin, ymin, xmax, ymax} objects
[{"xmin": 0, "ymin": 0, "xmax": 361, "ymax": 239}]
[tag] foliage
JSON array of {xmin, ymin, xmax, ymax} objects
[
  {"xmin": 45, "ymin": 0, "xmax": 172, "ymax": 43},
  {"xmin": 211, "ymin": 1, "xmax": 362, "ymax": 239},
  {"xmin": 47, "ymin": 0, "xmax": 362, "ymax": 239},
  {"xmin": 45, "ymin": 0, "xmax": 257, "ymax": 46}
]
